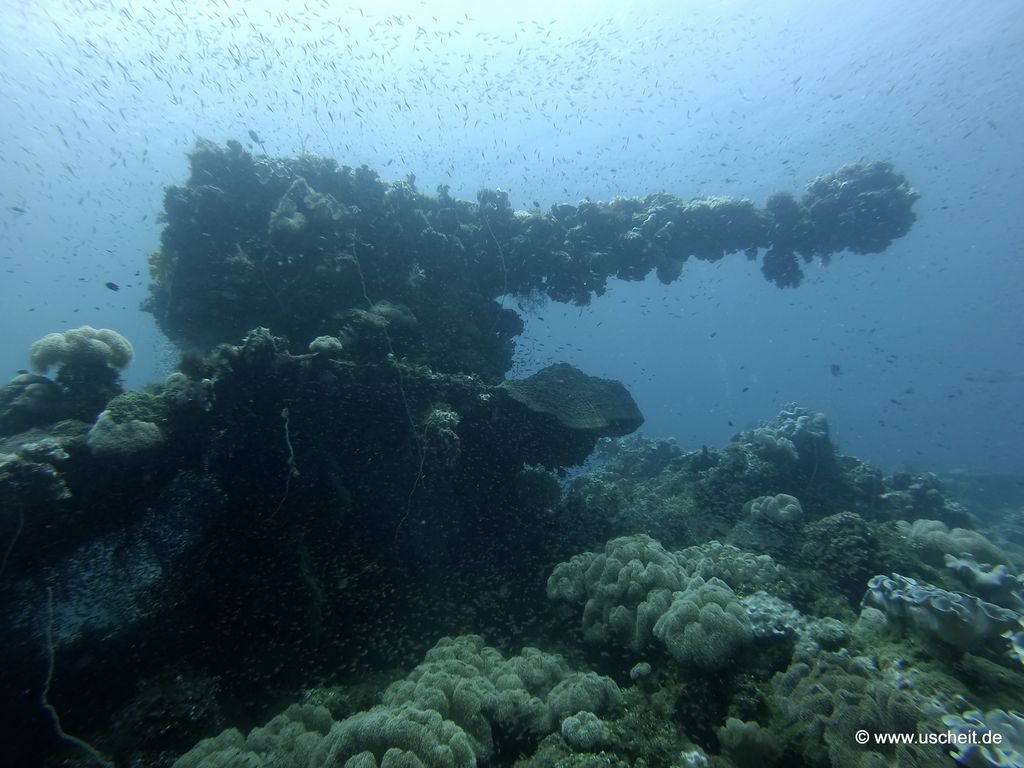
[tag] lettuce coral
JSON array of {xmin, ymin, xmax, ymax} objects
[
  {"xmin": 863, "ymin": 573, "xmax": 1020, "ymax": 651},
  {"xmin": 942, "ymin": 709, "xmax": 1024, "ymax": 768}
]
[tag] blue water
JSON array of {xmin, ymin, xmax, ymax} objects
[{"xmin": 1, "ymin": 0, "xmax": 1021, "ymax": 474}]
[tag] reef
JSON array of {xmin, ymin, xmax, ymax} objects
[{"xmin": 4, "ymin": 143, "xmax": 1021, "ymax": 768}]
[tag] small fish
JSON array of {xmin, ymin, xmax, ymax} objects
[
  {"xmin": 105, "ymin": 281, "xmax": 120, "ymax": 291},
  {"xmin": 248, "ymin": 130, "xmax": 267, "ymax": 154},
  {"xmin": 830, "ymin": 363, "xmax": 842, "ymax": 376},
  {"xmin": 9, "ymin": 205, "xmax": 26, "ymax": 214}
]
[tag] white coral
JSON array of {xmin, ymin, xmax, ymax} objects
[{"xmin": 29, "ymin": 326, "xmax": 134, "ymax": 373}]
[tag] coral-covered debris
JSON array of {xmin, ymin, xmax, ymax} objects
[{"xmin": 145, "ymin": 141, "xmax": 919, "ymax": 377}]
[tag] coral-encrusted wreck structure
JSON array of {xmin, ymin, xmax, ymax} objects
[{"xmin": 145, "ymin": 140, "xmax": 919, "ymax": 378}]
